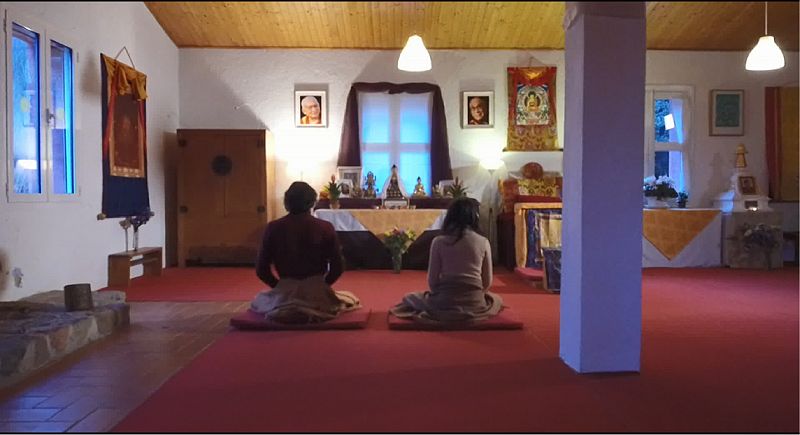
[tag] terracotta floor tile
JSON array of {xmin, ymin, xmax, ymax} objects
[{"xmin": 66, "ymin": 408, "xmax": 128, "ymax": 433}]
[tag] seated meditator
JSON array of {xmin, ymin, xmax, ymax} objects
[
  {"xmin": 251, "ymin": 181, "xmax": 360, "ymax": 323},
  {"xmin": 390, "ymin": 197, "xmax": 503, "ymax": 323}
]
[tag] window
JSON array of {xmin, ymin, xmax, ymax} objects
[
  {"xmin": 6, "ymin": 12, "xmax": 76, "ymax": 200},
  {"xmin": 644, "ymin": 86, "xmax": 692, "ymax": 194},
  {"xmin": 359, "ymin": 92, "xmax": 432, "ymax": 194}
]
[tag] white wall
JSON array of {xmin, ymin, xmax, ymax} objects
[
  {"xmin": 0, "ymin": 2, "xmax": 179, "ymax": 300},
  {"xmin": 180, "ymin": 48, "xmax": 798, "ymax": 216}
]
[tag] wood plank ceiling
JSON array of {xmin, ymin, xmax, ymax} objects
[{"xmin": 145, "ymin": 2, "xmax": 799, "ymax": 52}]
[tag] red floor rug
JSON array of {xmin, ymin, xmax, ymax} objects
[{"xmin": 113, "ymin": 267, "xmax": 799, "ymax": 433}]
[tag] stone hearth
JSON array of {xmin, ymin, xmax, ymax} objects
[{"xmin": 0, "ymin": 290, "xmax": 129, "ymax": 387}]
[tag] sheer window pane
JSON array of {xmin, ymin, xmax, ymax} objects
[
  {"xmin": 399, "ymin": 94, "xmax": 431, "ymax": 144},
  {"xmin": 399, "ymin": 152, "xmax": 430, "ymax": 194},
  {"xmin": 654, "ymin": 150, "xmax": 685, "ymax": 192},
  {"xmin": 50, "ymin": 41, "xmax": 74, "ymax": 194},
  {"xmin": 655, "ymin": 98, "xmax": 685, "ymax": 144},
  {"xmin": 12, "ymin": 23, "xmax": 42, "ymax": 194},
  {"xmin": 360, "ymin": 93, "xmax": 390, "ymax": 144}
]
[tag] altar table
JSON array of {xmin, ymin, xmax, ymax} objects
[
  {"xmin": 512, "ymin": 206, "xmax": 722, "ymax": 269},
  {"xmin": 314, "ymin": 209, "xmax": 447, "ymax": 270}
]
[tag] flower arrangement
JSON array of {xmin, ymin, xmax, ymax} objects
[
  {"xmin": 730, "ymin": 222, "xmax": 781, "ymax": 269},
  {"xmin": 322, "ymin": 175, "xmax": 342, "ymax": 202},
  {"xmin": 383, "ymin": 227, "xmax": 417, "ymax": 255},
  {"xmin": 643, "ymin": 176, "xmax": 678, "ymax": 200}
]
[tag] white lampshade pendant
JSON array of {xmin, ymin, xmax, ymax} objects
[
  {"xmin": 398, "ymin": 35, "xmax": 432, "ymax": 72},
  {"xmin": 745, "ymin": 2, "xmax": 785, "ymax": 71},
  {"xmin": 746, "ymin": 36, "xmax": 785, "ymax": 71}
]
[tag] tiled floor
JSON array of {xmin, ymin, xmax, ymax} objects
[{"xmin": 0, "ymin": 301, "xmax": 246, "ymax": 432}]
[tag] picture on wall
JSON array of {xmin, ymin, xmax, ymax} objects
[
  {"xmin": 462, "ymin": 91, "xmax": 493, "ymax": 128},
  {"xmin": 506, "ymin": 67, "xmax": 559, "ymax": 151},
  {"xmin": 295, "ymin": 90, "xmax": 327, "ymax": 127},
  {"xmin": 100, "ymin": 53, "xmax": 151, "ymax": 218},
  {"xmin": 710, "ymin": 89, "xmax": 744, "ymax": 136}
]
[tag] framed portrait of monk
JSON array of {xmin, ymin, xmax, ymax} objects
[
  {"xmin": 462, "ymin": 91, "xmax": 493, "ymax": 128},
  {"xmin": 295, "ymin": 90, "xmax": 327, "ymax": 127}
]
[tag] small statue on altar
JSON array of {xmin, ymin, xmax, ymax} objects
[
  {"xmin": 412, "ymin": 177, "xmax": 426, "ymax": 197},
  {"xmin": 382, "ymin": 165, "xmax": 408, "ymax": 199},
  {"xmin": 363, "ymin": 171, "xmax": 377, "ymax": 198}
]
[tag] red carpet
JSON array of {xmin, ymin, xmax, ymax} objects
[{"xmin": 112, "ymin": 267, "xmax": 798, "ymax": 433}]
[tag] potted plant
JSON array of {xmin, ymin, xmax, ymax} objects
[
  {"xmin": 730, "ymin": 222, "xmax": 782, "ymax": 269},
  {"xmin": 643, "ymin": 176, "xmax": 678, "ymax": 208},
  {"xmin": 677, "ymin": 191, "xmax": 689, "ymax": 208},
  {"xmin": 445, "ymin": 177, "xmax": 469, "ymax": 199},
  {"xmin": 323, "ymin": 175, "xmax": 342, "ymax": 209}
]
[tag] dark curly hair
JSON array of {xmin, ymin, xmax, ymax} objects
[
  {"xmin": 442, "ymin": 197, "xmax": 482, "ymax": 244},
  {"xmin": 284, "ymin": 181, "xmax": 317, "ymax": 214}
]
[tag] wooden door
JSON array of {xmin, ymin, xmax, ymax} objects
[{"xmin": 177, "ymin": 129, "xmax": 268, "ymax": 266}]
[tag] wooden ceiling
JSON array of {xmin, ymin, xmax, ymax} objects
[{"xmin": 145, "ymin": 2, "xmax": 799, "ymax": 52}]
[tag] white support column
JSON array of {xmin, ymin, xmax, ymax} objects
[{"xmin": 559, "ymin": 2, "xmax": 646, "ymax": 373}]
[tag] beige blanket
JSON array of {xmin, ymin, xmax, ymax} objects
[{"xmin": 250, "ymin": 275, "xmax": 360, "ymax": 324}]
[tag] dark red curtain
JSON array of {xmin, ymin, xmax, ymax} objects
[
  {"xmin": 337, "ymin": 82, "xmax": 453, "ymax": 186},
  {"xmin": 764, "ymin": 87, "xmax": 781, "ymax": 199}
]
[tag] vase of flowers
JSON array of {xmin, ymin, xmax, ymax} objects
[
  {"xmin": 643, "ymin": 176, "xmax": 678, "ymax": 208},
  {"xmin": 323, "ymin": 175, "xmax": 342, "ymax": 209},
  {"xmin": 383, "ymin": 227, "xmax": 417, "ymax": 273},
  {"xmin": 731, "ymin": 222, "xmax": 781, "ymax": 269}
]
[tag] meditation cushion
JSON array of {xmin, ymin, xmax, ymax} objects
[
  {"xmin": 230, "ymin": 308, "xmax": 371, "ymax": 330},
  {"xmin": 387, "ymin": 308, "xmax": 524, "ymax": 331}
]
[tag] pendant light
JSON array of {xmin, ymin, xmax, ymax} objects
[
  {"xmin": 398, "ymin": 34, "xmax": 432, "ymax": 72},
  {"xmin": 745, "ymin": 2, "xmax": 785, "ymax": 71}
]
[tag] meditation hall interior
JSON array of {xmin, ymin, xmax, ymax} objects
[{"xmin": 0, "ymin": 1, "xmax": 798, "ymax": 433}]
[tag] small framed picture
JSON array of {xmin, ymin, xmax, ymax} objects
[
  {"xmin": 738, "ymin": 175, "xmax": 757, "ymax": 195},
  {"xmin": 295, "ymin": 90, "xmax": 327, "ymax": 127},
  {"xmin": 438, "ymin": 179, "xmax": 455, "ymax": 195},
  {"xmin": 462, "ymin": 91, "xmax": 493, "ymax": 128},
  {"xmin": 339, "ymin": 179, "xmax": 353, "ymax": 198},
  {"xmin": 337, "ymin": 166, "xmax": 362, "ymax": 189},
  {"xmin": 710, "ymin": 89, "xmax": 744, "ymax": 136}
]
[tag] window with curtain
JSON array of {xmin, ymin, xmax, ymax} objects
[
  {"xmin": 644, "ymin": 86, "xmax": 692, "ymax": 194},
  {"xmin": 7, "ymin": 15, "xmax": 77, "ymax": 201},
  {"xmin": 359, "ymin": 92, "xmax": 432, "ymax": 195}
]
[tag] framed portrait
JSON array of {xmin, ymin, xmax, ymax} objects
[
  {"xmin": 337, "ymin": 166, "xmax": 362, "ymax": 189},
  {"xmin": 438, "ymin": 179, "xmax": 455, "ymax": 195},
  {"xmin": 710, "ymin": 90, "xmax": 744, "ymax": 136},
  {"xmin": 339, "ymin": 179, "xmax": 353, "ymax": 198},
  {"xmin": 295, "ymin": 90, "xmax": 327, "ymax": 127},
  {"xmin": 738, "ymin": 175, "xmax": 757, "ymax": 195},
  {"xmin": 462, "ymin": 91, "xmax": 494, "ymax": 128}
]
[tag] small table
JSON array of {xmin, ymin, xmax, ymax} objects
[{"xmin": 108, "ymin": 247, "xmax": 163, "ymax": 287}]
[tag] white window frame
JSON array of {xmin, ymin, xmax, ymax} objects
[
  {"xmin": 644, "ymin": 85, "xmax": 693, "ymax": 194},
  {"xmin": 4, "ymin": 10, "xmax": 79, "ymax": 202}
]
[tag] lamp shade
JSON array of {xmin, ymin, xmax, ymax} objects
[
  {"xmin": 745, "ymin": 36, "xmax": 785, "ymax": 71},
  {"xmin": 397, "ymin": 35, "xmax": 432, "ymax": 72}
]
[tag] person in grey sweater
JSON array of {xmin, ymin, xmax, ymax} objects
[{"xmin": 390, "ymin": 197, "xmax": 503, "ymax": 323}]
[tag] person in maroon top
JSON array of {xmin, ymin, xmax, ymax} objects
[{"xmin": 251, "ymin": 181, "xmax": 360, "ymax": 323}]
